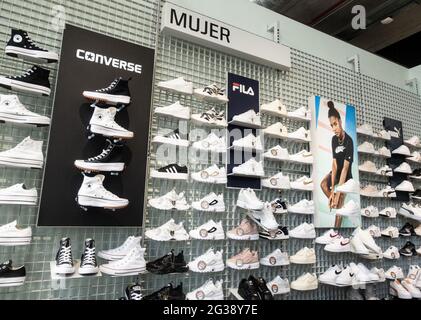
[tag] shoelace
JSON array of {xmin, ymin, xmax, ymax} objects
[
  {"xmin": 81, "ymin": 247, "xmax": 96, "ymax": 266},
  {"xmin": 130, "ymin": 292, "xmax": 142, "ymax": 300},
  {"xmin": 24, "ymin": 34, "xmax": 42, "ymax": 50},
  {"xmin": 88, "ymin": 143, "xmax": 113, "ymax": 161},
  {"xmin": 97, "ymin": 184, "xmax": 120, "ymax": 199},
  {"xmin": 11, "ymin": 68, "xmax": 34, "ymax": 79},
  {"xmin": 97, "ymin": 79, "xmax": 118, "ymax": 92},
  {"xmin": 58, "ymin": 245, "xmax": 73, "ymax": 265}
]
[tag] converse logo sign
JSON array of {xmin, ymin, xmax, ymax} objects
[{"xmin": 76, "ymin": 49, "xmax": 142, "ymax": 74}]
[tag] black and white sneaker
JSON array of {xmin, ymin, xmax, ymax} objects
[
  {"xmin": 83, "ymin": 77, "xmax": 131, "ymax": 105},
  {"xmin": 259, "ymin": 226, "xmax": 289, "ymax": 240},
  {"xmin": 399, "ymin": 241, "xmax": 417, "ymax": 257},
  {"xmin": 150, "ymin": 164, "xmax": 188, "ymax": 180},
  {"xmin": 74, "ymin": 139, "xmax": 125, "ymax": 172},
  {"xmin": 55, "ymin": 237, "xmax": 75, "ymax": 275},
  {"xmin": 411, "ymin": 189, "xmax": 421, "ymax": 200},
  {"xmin": 125, "ymin": 283, "xmax": 143, "ymax": 300},
  {"xmin": 270, "ymin": 198, "xmax": 288, "ymax": 214},
  {"xmin": 0, "ymin": 260, "xmax": 26, "ymax": 287},
  {"xmin": 399, "ymin": 223, "xmax": 415, "ymax": 237},
  {"xmin": 79, "ymin": 239, "xmax": 99, "ymax": 275},
  {"xmin": 152, "ymin": 128, "xmax": 190, "ymax": 147},
  {"xmin": 5, "ymin": 29, "xmax": 58, "ymax": 63},
  {"xmin": 410, "ymin": 169, "xmax": 421, "ymax": 180},
  {"xmin": 0, "ymin": 65, "xmax": 50, "ymax": 96}
]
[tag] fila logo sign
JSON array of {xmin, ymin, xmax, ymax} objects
[
  {"xmin": 232, "ymin": 82, "xmax": 255, "ymax": 96},
  {"xmin": 76, "ymin": 49, "xmax": 142, "ymax": 74}
]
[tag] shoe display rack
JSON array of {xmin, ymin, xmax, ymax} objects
[{"xmin": 0, "ymin": 0, "xmax": 420, "ymax": 300}]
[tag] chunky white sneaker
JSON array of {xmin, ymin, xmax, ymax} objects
[
  {"xmin": 336, "ymin": 179, "xmax": 360, "ymax": 194},
  {"xmin": 288, "ymin": 107, "xmax": 310, "ymax": 121},
  {"xmin": 189, "ymin": 220, "xmax": 225, "ymax": 240},
  {"xmin": 145, "ymin": 219, "xmax": 190, "ymax": 241},
  {"xmin": 392, "ymin": 145, "xmax": 411, "ymax": 156},
  {"xmin": 188, "ymin": 248, "xmax": 225, "ymax": 273},
  {"xmin": 192, "ymin": 193, "xmax": 225, "ymax": 212},
  {"xmin": 232, "ymin": 133, "xmax": 262, "ymax": 151},
  {"xmin": 319, "ymin": 265, "xmax": 343, "ymax": 285},
  {"xmin": 232, "ymin": 109, "xmax": 261, "ymax": 127},
  {"xmin": 289, "ymin": 149, "xmax": 313, "ymax": 164},
  {"xmin": 192, "ymin": 133, "xmax": 226, "ymax": 153},
  {"xmin": 288, "ymin": 127, "xmax": 311, "ymax": 142},
  {"xmin": 77, "ymin": 174, "xmax": 128, "ymax": 209},
  {"xmin": 358, "ymin": 141, "xmax": 376, "ymax": 154},
  {"xmin": 251, "ymin": 202, "xmax": 279, "ymax": 230},
  {"xmin": 365, "ymin": 225, "xmax": 381, "ymax": 238},
  {"xmin": 0, "ymin": 183, "xmax": 37, "ymax": 205},
  {"xmin": 261, "ymin": 99, "xmax": 287, "ymax": 117},
  {"xmin": 186, "ymin": 279, "xmax": 224, "ymax": 300},
  {"xmin": 376, "ymin": 130, "xmax": 391, "ymax": 140},
  {"xmin": 401, "ymin": 279, "xmax": 421, "ymax": 298},
  {"xmin": 394, "ymin": 162, "xmax": 412, "ymax": 174},
  {"xmin": 291, "ymin": 273, "xmax": 318, "ymax": 291},
  {"xmin": 290, "ymin": 247, "xmax": 316, "ymax": 264},
  {"xmin": 386, "ymin": 266, "xmax": 404, "ymax": 280},
  {"xmin": 315, "ymin": 229, "xmax": 341, "ymax": 244},
  {"xmin": 290, "ymin": 176, "xmax": 313, "ymax": 191},
  {"xmin": 226, "ymin": 248, "xmax": 259, "ymax": 270},
  {"xmin": 376, "ymin": 165, "xmax": 393, "ymax": 176},
  {"xmin": 152, "ymin": 128, "xmax": 189, "ymax": 147},
  {"xmin": 390, "ymin": 280, "xmax": 412, "ymax": 299},
  {"xmin": 324, "ymin": 237, "xmax": 351, "ymax": 253},
  {"xmin": 191, "ymin": 165, "xmax": 226, "ymax": 184},
  {"xmin": 336, "ymin": 200, "xmax": 360, "ymax": 216},
  {"xmin": 377, "ymin": 147, "xmax": 391, "ymax": 158},
  {"xmin": 0, "ymin": 94, "xmax": 50, "ymax": 125},
  {"xmin": 267, "ymin": 276, "xmax": 290, "ymax": 295},
  {"xmin": 148, "ymin": 189, "xmax": 189, "ymax": 211},
  {"xmin": 226, "ymin": 218, "xmax": 259, "ymax": 240},
  {"xmin": 357, "ymin": 124, "xmax": 374, "ymax": 136},
  {"xmin": 288, "ymin": 199, "xmax": 314, "ymax": 215},
  {"xmin": 89, "ymin": 106, "xmax": 133, "ymax": 139},
  {"xmin": 154, "ymin": 101, "xmax": 190, "ymax": 120},
  {"xmin": 0, "ymin": 221, "xmax": 31, "ymax": 246},
  {"xmin": 98, "ymin": 236, "xmax": 142, "ymax": 261},
  {"xmin": 289, "ymin": 223, "xmax": 316, "ymax": 239},
  {"xmin": 0, "ymin": 136, "xmax": 43, "ymax": 168},
  {"xmin": 383, "ymin": 246, "xmax": 400, "ymax": 259},
  {"xmin": 405, "ymin": 136, "xmax": 421, "ymax": 148},
  {"xmin": 264, "ymin": 122, "xmax": 288, "ymax": 138},
  {"xmin": 263, "ymin": 145, "xmax": 290, "ymax": 161},
  {"xmin": 194, "ymin": 84, "xmax": 228, "ymax": 103},
  {"xmin": 360, "ymin": 185, "xmax": 381, "ymax": 197},
  {"xmin": 379, "ymin": 207, "xmax": 397, "ymax": 218},
  {"xmin": 157, "ymin": 77, "xmax": 193, "ymax": 94},
  {"xmin": 260, "ymin": 249, "xmax": 289, "ymax": 266},
  {"xmin": 359, "ymin": 161, "xmax": 377, "ymax": 173},
  {"xmin": 100, "ymin": 246, "xmax": 146, "ymax": 276},
  {"xmin": 261, "ymin": 172, "xmax": 291, "ymax": 189},
  {"xmin": 381, "ymin": 226, "xmax": 399, "ymax": 238},
  {"xmin": 236, "ymin": 188, "xmax": 264, "ymax": 210},
  {"xmin": 191, "ymin": 108, "xmax": 227, "ymax": 127},
  {"xmin": 395, "ymin": 180, "xmax": 415, "ymax": 192},
  {"xmin": 232, "ymin": 158, "xmax": 264, "ymax": 177},
  {"xmin": 361, "ymin": 205, "xmax": 379, "ymax": 218}
]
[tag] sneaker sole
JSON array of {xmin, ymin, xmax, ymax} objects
[
  {"xmin": 5, "ymin": 46, "xmax": 58, "ymax": 63},
  {"xmin": 150, "ymin": 171, "xmax": 188, "ymax": 180},
  {"xmin": 0, "ymin": 113, "xmax": 50, "ymax": 126},
  {"xmin": 74, "ymin": 161, "xmax": 125, "ymax": 172},
  {"xmin": 188, "ymin": 263, "xmax": 225, "ymax": 273},
  {"xmin": 89, "ymin": 124, "xmax": 134, "ymax": 139},
  {"xmin": 83, "ymin": 91, "xmax": 130, "ymax": 105},
  {"xmin": 193, "ymin": 91, "xmax": 228, "ymax": 104},
  {"xmin": 191, "ymin": 177, "xmax": 227, "ymax": 184},
  {"xmin": 99, "ymin": 265, "xmax": 146, "ymax": 276},
  {"xmin": 154, "ymin": 109, "xmax": 190, "ymax": 120},
  {"xmin": 289, "ymin": 258, "xmax": 316, "ymax": 264},
  {"xmin": 55, "ymin": 265, "xmax": 75, "ymax": 274},
  {"xmin": 227, "ymin": 234, "xmax": 259, "ymax": 241},
  {"xmin": 77, "ymin": 195, "xmax": 128, "ymax": 209},
  {"xmin": 226, "ymin": 261, "xmax": 259, "ymax": 270},
  {"xmin": 0, "ymin": 77, "xmax": 50, "ymax": 96},
  {"xmin": 0, "ymin": 276, "xmax": 25, "ymax": 287},
  {"xmin": 152, "ymin": 136, "xmax": 190, "ymax": 147},
  {"xmin": 0, "ymin": 157, "xmax": 43, "ymax": 169},
  {"xmin": 0, "ymin": 237, "xmax": 31, "ymax": 245},
  {"xmin": 0, "ymin": 194, "xmax": 37, "ymax": 205}
]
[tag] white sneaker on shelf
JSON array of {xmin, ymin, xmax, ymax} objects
[
  {"xmin": 231, "ymin": 109, "xmax": 261, "ymax": 127},
  {"xmin": 267, "ymin": 276, "xmax": 290, "ymax": 295},
  {"xmin": 291, "ymin": 273, "xmax": 318, "ymax": 291},
  {"xmin": 361, "ymin": 205, "xmax": 379, "ymax": 217},
  {"xmin": 157, "ymin": 77, "xmax": 193, "ymax": 94},
  {"xmin": 191, "ymin": 165, "xmax": 226, "ymax": 184},
  {"xmin": 376, "ymin": 130, "xmax": 391, "ymax": 140},
  {"xmin": 357, "ymin": 124, "xmax": 374, "ymax": 136},
  {"xmin": 263, "ymin": 145, "xmax": 290, "ymax": 161},
  {"xmin": 236, "ymin": 188, "xmax": 264, "ymax": 210},
  {"xmin": 261, "ymin": 172, "xmax": 291, "ymax": 189},
  {"xmin": 336, "ymin": 200, "xmax": 360, "ymax": 216},
  {"xmin": 188, "ymin": 248, "xmax": 225, "ymax": 273},
  {"xmin": 89, "ymin": 107, "xmax": 134, "ymax": 139},
  {"xmin": 0, "ymin": 183, "xmax": 37, "ymax": 205},
  {"xmin": 192, "ymin": 133, "xmax": 226, "ymax": 153},
  {"xmin": 288, "ymin": 199, "xmax": 314, "ymax": 215},
  {"xmin": 319, "ymin": 265, "xmax": 343, "ymax": 286},
  {"xmin": 379, "ymin": 185, "xmax": 397, "ymax": 198},
  {"xmin": 408, "ymin": 151, "xmax": 421, "ymax": 163},
  {"xmin": 251, "ymin": 202, "xmax": 279, "ymax": 230},
  {"xmin": 336, "ymin": 179, "xmax": 360, "ymax": 193},
  {"xmin": 288, "ymin": 127, "xmax": 311, "ymax": 142},
  {"xmin": 97, "ymin": 236, "xmax": 141, "ymax": 261},
  {"xmin": 261, "ymin": 99, "xmax": 287, "ymax": 117},
  {"xmin": 360, "ymin": 185, "xmax": 380, "ymax": 197},
  {"xmin": 395, "ymin": 180, "xmax": 415, "ymax": 192},
  {"xmin": 145, "ymin": 219, "xmax": 189, "ymax": 241},
  {"xmin": 0, "ymin": 136, "xmax": 43, "ymax": 169},
  {"xmin": 392, "ymin": 145, "xmax": 411, "ymax": 156},
  {"xmin": 263, "ymin": 122, "xmax": 288, "ymax": 138},
  {"xmin": 356, "ymin": 263, "xmax": 379, "ymax": 282},
  {"xmin": 405, "ymin": 136, "xmax": 421, "ymax": 148},
  {"xmin": 315, "ymin": 229, "xmax": 341, "ymax": 244},
  {"xmin": 401, "ymin": 279, "xmax": 421, "ymax": 298},
  {"xmin": 365, "ymin": 225, "xmax": 381, "ymax": 238},
  {"xmin": 385, "ymin": 266, "xmax": 405, "ymax": 280},
  {"xmin": 0, "ymin": 94, "xmax": 50, "ymax": 125},
  {"xmin": 389, "ymin": 280, "xmax": 412, "ymax": 299},
  {"xmin": 289, "ymin": 223, "xmax": 316, "ymax": 239},
  {"xmin": 289, "ymin": 150, "xmax": 313, "ymax": 164},
  {"xmin": 379, "ymin": 207, "xmax": 397, "ymax": 218},
  {"xmin": 358, "ymin": 141, "xmax": 376, "ymax": 154},
  {"xmin": 324, "ymin": 237, "xmax": 351, "ymax": 253},
  {"xmin": 288, "ymin": 107, "xmax": 311, "ymax": 121},
  {"xmin": 335, "ymin": 266, "xmax": 354, "ymax": 286},
  {"xmin": 191, "ymin": 108, "xmax": 227, "ymax": 127},
  {"xmin": 148, "ymin": 189, "xmax": 190, "ymax": 211},
  {"xmin": 186, "ymin": 279, "xmax": 224, "ymax": 300},
  {"xmin": 260, "ymin": 249, "xmax": 289, "ymax": 266},
  {"xmin": 232, "ymin": 158, "xmax": 264, "ymax": 177},
  {"xmin": 100, "ymin": 246, "xmax": 146, "ymax": 276},
  {"xmin": 192, "ymin": 193, "xmax": 225, "ymax": 212},
  {"xmin": 290, "ymin": 176, "xmax": 313, "ymax": 191},
  {"xmin": 394, "ymin": 162, "xmax": 412, "ymax": 174},
  {"xmin": 194, "ymin": 84, "xmax": 228, "ymax": 103},
  {"xmin": 232, "ymin": 133, "xmax": 262, "ymax": 151},
  {"xmin": 152, "ymin": 128, "xmax": 189, "ymax": 147},
  {"xmin": 376, "ymin": 165, "xmax": 393, "ymax": 176},
  {"xmin": 359, "ymin": 161, "xmax": 377, "ymax": 173},
  {"xmin": 383, "ymin": 246, "xmax": 400, "ymax": 259},
  {"xmin": 377, "ymin": 147, "xmax": 391, "ymax": 158},
  {"xmin": 154, "ymin": 101, "xmax": 191, "ymax": 120},
  {"xmin": 189, "ymin": 220, "xmax": 225, "ymax": 240},
  {"xmin": 381, "ymin": 226, "xmax": 399, "ymax": 238},
  {"xmin": 290, "ymin": 247, "xmax": 316, "ymax": 264},
  {"xmin": 0, "ymin": 221, "xmax": 31, "ymax": 246}
]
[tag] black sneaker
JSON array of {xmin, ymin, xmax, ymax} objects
[
  {"xmin": 74, "ymin": 139, "xmax": 125, "ymax": 173},
  {"xmin": 238, "ymin": 277, "xmax": 261, "ymax": 300},
  {"xmin": 259, "ymin": 226, "xmax": 289, "ymax": 240},
  {"xmin": 55, "ymin": 237, "xmax": 75, "ymax": 275},
  {"xmin": 399, "ymin": 241, "xmax": 417, "ymax": 257},
  {"xmin": 83, "ymin": 77, "xmax": 131, "ymax": 105},
  {"xmin": 411, "ymin": 189, "xmax": 421, "ymax": 200},
  {"xmin": 0, "ymin": 65, "xmax": 50, "ymax": 96},
  {"xmin": 125, "ymin": 283, "xmax": 143, "ymax": 300},
  {"xmin": 250, "ymin": 276, "xmax": 273, "ymax": 300},
  {"xmin": 270, "ymin": 198, "xmax": 288, "ymax": 214},
  {"xmin": 399, "ymin": 223, "xmax": 415, "ymax": 237},
  {"xmin": 146, "ymin": 250, "xmax": 188, "ymax": 274},
  {"xmin": 151, "ymin": 163, "xmax": 188, "ymax": 180},
  {"xmin": 5, "ymin": 29, "xmax": 58, "ymax": 63},
  {"xmin": 142, "ymin": 283, "xmax": 186, "ymax": 300},
  {"xmin": 79, "ymin": 239, "xmax": 99, "ymax": 275},
  {"xmin": 0, "ymin": 260, "xmax": 26, "ymax": 287}
]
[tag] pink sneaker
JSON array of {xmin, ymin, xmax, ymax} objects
[
  {"xmin": 226, "ymin": 219, "xmax": 259, "ymax": 241},
  {"xmin": 227, "ymin": 248, "xmax": 259, "ymax": 270}
]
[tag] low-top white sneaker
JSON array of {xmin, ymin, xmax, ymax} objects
[
  {"xmin": 324, "ymin": 237, "xmax": 351, "ymax": 253},
  {"xmin": 357, "ymin": 124, "xmax": 374, "ymax": 136},
  {"xmin": 290, "ymin": 176, "xmax": 313, "ymax": 191},
  {"xmin": 385, "ymin": 266, "xmax": 404, "ymax": 280},
  {"xmin": 157, "ymin": 77, "xmax": 193, "ymax": 94},
  {"xmin": 358, "ymin": 141, "xmax": 376, "ymax": 154},
  {"xmin": 377, "ymin": 146, "xmax": 391, "ymax": 158},
  {"xmin": 336, "ymin": 200, "xmax": 360, "ymax": 216},
  {"xmin": 376, "ymin": 129, "xmax": 391, "ymax": 140},
  {"xmin": 267, "ymin": 276, "xmax": 290, "ymax": 295},
  {"xmin": 379, "ymin": 207, "xmax": 397, "ymax": 218},
  {"xmin": 0, "ymin": 220, "xmax": 32, "ymax": 246},
  {"xmin": 288, "ymin": 107, "xmax": 311, "ymax": 121},
  {"xmin": 405, "ymin": 136, "xmax": 421, "ymax": 147},
  {"xmin": 97, "ymin": 236, "xmax": 141, "ymax": 261},
  {"xmin": 189, "ymin": 220, "xmax": 225, "ymax": 240},
  {"xmin": 383, "ymin": 246, "xmax": 400, "ymax": 259},
  {"xmin": 336, "ymin": 179, "xmax": 360, "ymax": 193},
  {"xmin": 381, "ymin": 226, "xmax": 399, "ymax": 238},
  {"xmin": 319, "ymin": 265, "xmax": 343, "ymax": 285},
  {"xmin": 365, "ymin": 225, "xmax": 381, "ymax": 238},
  {"xmin": 289, "ymin": 223, "xmax": 316, "ymax": 239},
  {"xmin": 394, "ymin": 162, "xmax": 412, "ymax": 174},
  {"xmin": 188, "ymin": 248, "xmax": 225, "ymax": 273},
  {"xmin": 261, "ymin": 100, "xmax": 287, "ymax": 117},
  {"xmin": 390, "ymin": 280, "xmax": 412, "ymax": 299},
  {"xmin": 192, "ymin": 133, "xmax": 226, "ymax": 153},
  {"xmin": 376, "ymin": 165, "xmax": 393, "ymax": 176},
  {"xmin": 291, "ymin": 273, "xmax": 318, "ymax": 291},
  {"xmin": 290, "ymin": 247, "xmax": 316, "ymax": 264},
  {"xmin": 395, "ymin": 180, "xmax": 415, "ymax": 192},
  {"xmin": 361, "ymin": 205, "xmax": 379, "ymax": 217},
  {"xmin": 260, "ymin": 249, "xmax": 289, "ymax": 266},
  {"xmin": 359, "ymin": 160, "xmax": 377, "ymax": 173},
  {"xmin": 145, "ymin": 219, "xmax": 190, "ymax": 241},
  {"xmin": 191, "ymin": 165, "xmax": 227, "ymax": 184},
  {"xmin": 288, "ymin": 199, "xmax": 314, "ymax": 215},
  {"xmin": 232, "ymin": 133, "xmax": 262, "ymax": 151},
  {"xmin": 232, "ymin": 158, "xmax": 264, "ymax": 177},
  {"xmin": 288, "ymin": 127, "xmax": 311, "ymax": 142},
  {"xmin": 379, "ymin": 185, "xmax": 397, "ymax": 198},
  {"xmin": 231, "ymin": 109, "xmax": 261, "ymax": 127},
  {"xmin": 194, "ymin": 84, "xmax": 228, "ymax": 103},
  {"xmin": 263, "ymin": 145, "xmax": 289, "ymax": 161},
  {"xmin": 264, "ymin": 122, "xmax": 288, "ymax": 138},
  {"xmin": 289, "ymin": 149, "xmax": 313, "ymax": 164},
  {"xmin": 261, "ymin": 172, "xmax": 291, "ymax": 189},
  {"xmin": 0, "ymin": 183, "xmax": 37, "ymax": 205},
  {"xmin": 236, "ymin": 188, "xmax": 264, "ymax": 210},
  {"xmin": 186, "ymin": 279, "xmax": 224, "ymax": 300},
  {"xmin": 192, "ymin": 192, "xmax": 225, "ymax": 212},
  {"xmin": 315, "ymin": 229, "xmax": 341, "ymax": 244},
  {"xmin": 392, "ymin": 145, "xmax": 411, "ymax": 156}
]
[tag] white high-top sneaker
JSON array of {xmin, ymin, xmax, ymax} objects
[
  {"xmin": 97, "ymin": 236, "xmax": 141, "ymax": 261},
  {"xmin": 100, "ymin": 246, "xmax": 146, "ymax": 276},
  {"xmin": 0, "ymin": 95, "xmax": 50, "ymax": 125},
  {"xmin": 0, "ymin": 136, "xmax": 43, "ymax": 168},
  {"xmin": 77, "ymin": 174, "xmax": 129, "ymax": 209},
  {"xmin": 89, "ymin": 106, "xmax": 134, "ymax": 139}
]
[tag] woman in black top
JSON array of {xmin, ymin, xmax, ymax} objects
[{"xmin": 320, "ymin": 101, "xmax": 354, "ymax": 228}]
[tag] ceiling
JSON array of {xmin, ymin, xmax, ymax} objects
[{"xmin": 253, "ymin": 0, "xmax": 421, "ymax": 68}]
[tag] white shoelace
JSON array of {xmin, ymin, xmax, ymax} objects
[
  {"xmin": 82, "ymin": 247, "xmax": 96, "ymax": 266},
  {"xmin": 97, "ymin": 79, "xmax": 118, "ymax": 92},
  {"xmin": 58, "ymin": 245, "xmax": 73, "ymax": 265}
]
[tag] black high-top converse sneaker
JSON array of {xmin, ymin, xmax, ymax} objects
[
  {"xmin": 74, "ymin": 139, "xmax": 125, "ymax": 172},
  {"xmin": 82, "ymin": 77, "xmax": 131, "ymax": 105},
  {"xmin": 55, "ymin": 238, "xmax": 75, "ymax": 275},
  {"xmin": 0, "ymin": 65, "xmax": 51, "ymax": 96},
  {"xmin": 78, "ymin": 239, "xmax": 99, "ymax": 275},
  {"xmin": 125, "ymin": 283, "xmax": 143, "ymax": 300},
  {"xmin": 5, "ymin": 29, "xmax": 58, "ymax": 63}
]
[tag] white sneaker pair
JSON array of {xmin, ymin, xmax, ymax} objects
[{"xmin": 145, "ymin": 219, "xmax": 189, "ymax": 241}]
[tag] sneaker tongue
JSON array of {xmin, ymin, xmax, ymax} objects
[
  {"xmin": 61, "ymin": 237, "xmax": 71, "ymax": 247},
  {"xmin": 85, "ymin": 239, "xmax": 94, "ymax": 248}
]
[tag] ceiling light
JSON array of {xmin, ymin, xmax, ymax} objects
[{"xmin": 381, "ymin": 17, "xmax": 394, "ymax": 24}]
